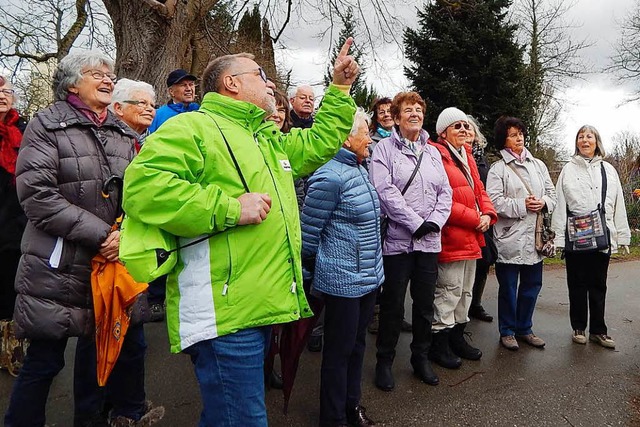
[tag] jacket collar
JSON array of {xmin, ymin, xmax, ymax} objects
[
  {"xmin": 200, "ymin": 92, "xmax": 266, "ymax": 132},
  {"xmin": 334, "ymin": 147, "xmax": 358, "ymax": 166},
  {"xmin": 389, "ymin": 127, "xmax": 430, "ymax": 156},
  {"xmin": 571, "ymin": 154, "xmax": 603, "ymax": 168},
  {"xmin": 500, "ymin": 148, "xmax": 533, "ymax": 164},
  {"xmin": 168, "ymin": 101, "xmax": 200, "ymax": 113}
]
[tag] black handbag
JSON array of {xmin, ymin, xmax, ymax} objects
[
  {"xmin": 564, "ymin": 163, "xmax": 611, "ymax": 253},
  {"xmin": 380, "ymin": 151, "xmax": 424, "ymax": 243},
  {"xmin": 480, "ymin": 228, "xmax": 498, "ymax": 265}
]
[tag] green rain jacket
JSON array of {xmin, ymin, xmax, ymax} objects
[{"xmin": 123, "ymin": 85, "xmax": 356, "ymax": 352}]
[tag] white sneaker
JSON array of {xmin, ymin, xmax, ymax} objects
[
  {"xmin": 589, "ymin": 333, "xmax": 615, "ymax": 349},
  {"xmin": 572, "ymin": 330, "xmax": 587, "ymax": 345}
]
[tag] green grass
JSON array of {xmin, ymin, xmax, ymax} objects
[{"xmin": 543, "ymin": 245, "xmax": 640, "ymax": 266}]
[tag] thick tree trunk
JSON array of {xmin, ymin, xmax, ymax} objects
[{"xmin": 102, "ymin": 0, "xmax": 219, "ymax": 102}]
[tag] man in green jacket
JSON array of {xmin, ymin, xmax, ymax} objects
[{"xmin": 122, "ymin": 39, "xmax": 359, "ymax": 426}]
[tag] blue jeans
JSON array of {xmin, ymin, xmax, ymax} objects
[
  {"xmin": 184, "ymin": 327, "xmax": 271, "ymax": 427},
  {"xmin": 4, "ymin": 324, "xmax": 147, "ymax": 427},
  {"xmin": 496, "ymin": 262, "xmax": 543, "ymax": 337}
]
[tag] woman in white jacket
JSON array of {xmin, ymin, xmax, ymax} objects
[
  {"xmin": 486, "ymin": 116, "xmax": 557, "ymax": 351},
  {"xmin": 551, "ymin": 125, "xmax": 630, "ymax": 349}
]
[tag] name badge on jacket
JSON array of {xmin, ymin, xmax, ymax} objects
[{"xmin": 280, "ymin": 159, "xmax": 292, "ymax": 172}]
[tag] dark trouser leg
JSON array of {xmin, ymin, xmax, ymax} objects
[
  {"xmin": 147, "ymin": 275, "xmax": 166, "ymax": 306},
  {"xmin": 4, "ymin": 338, "xmax": 68, "ymax": 427},
  {"xmin": 514, "ymin": 262, "xmax": 543, "ymax": 335},
  {"xmin": 471, "ymin": 257, "xmax": 490, "ymax": 308},
  {"xmin": 106, "ymin": 323, "xmax": 147, "ymax": 420},
  {"xmin": 320, "ymin": 293, "xmax": 368, "ymax": 425},
  {"xmin": 408, "ymin": 252, "xmax": 438, "ymax": 362},
  {"xmin": 74, "ymin": 335, "xmax": 104, "ymax": 426},
  {"xmin": 346, "ymin": 291, "xmax": 377, "ymax": 408},
  {"xmin": 588, "ymin": 252, "xmax": 610, "ymax": 335},
  {"xmin": 565, "ymin": 252, "xmax": 589, "ymax": 331},
  {"xmin": 376, "ymin": 253, "xmax": 413, "ymax": 364},
  {"xmin": 0, "ymin": 250, "xmax": 20, "ymax": 319}
]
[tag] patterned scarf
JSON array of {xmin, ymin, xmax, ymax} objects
[{"xmin": 0, "ymin": 109, "xmax": 23, "ymax": 183}]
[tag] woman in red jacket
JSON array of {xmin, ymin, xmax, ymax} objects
[{"xmin": 428, "ymin": 107, "xmax": 497, "ymax": 370}]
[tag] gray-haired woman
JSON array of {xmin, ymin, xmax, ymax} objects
[
  {"xmin": 551, "ymin": 125, "xmax": 630, "ymax": 349},
  {"xmin": 5, "ymin": 51, "xmax": 161, "ymax": 427},
  {"xmin": 109, "ymin": 78, "xmax": 157, "ymax": 143}
]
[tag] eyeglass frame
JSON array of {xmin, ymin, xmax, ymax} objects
[
  {"xmin": 122, "ymin": 99, "xmax": 156, "ymax": 109},
  {"xmin": 82, "ymin": 69, "xmax": 118, "ymax": 83},
  {"xmin": 449, "ymin": 122, "xmax": 471, "ymax": 131},
  {"xmin": 230, "ymin": 67, "xmax": 268, "ymax": 83},
  {"xmin": 0, "ymin": 88, "xmax": 15, "ymax": 96}
]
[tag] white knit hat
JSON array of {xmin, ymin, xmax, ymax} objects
[{"xmin": 436, "ymin": 107, "xmax": 468, "ymax": 135}]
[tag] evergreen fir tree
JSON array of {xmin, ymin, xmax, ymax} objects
[{"xmin": 405, "ymin": 0, "xmax": 534, "ymax": 147}]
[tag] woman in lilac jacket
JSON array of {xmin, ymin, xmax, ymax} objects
[{"xmin": 369, "ymin": 91, "xmax": 452, "ymax": 391}]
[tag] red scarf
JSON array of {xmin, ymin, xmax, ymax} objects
[{"xmin": 0, "ymin": 109, "xmax": 23, "ymax": 182}]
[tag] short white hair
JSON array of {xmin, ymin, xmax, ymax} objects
[
  {"xmin": 350, "ymin": 107, "xmax": 371, "ymax": 135},
  {"xmin": 288, "ymin": 84, "xmax": 314, "ymax": 99},
  {"xmin": 109, "ymin": 78, "xmax": 156, "ymax": 112}
]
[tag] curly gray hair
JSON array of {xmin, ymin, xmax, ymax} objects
[{"xmin": 53, "ymin": 50, "xmax": 114, "ymax": 101}]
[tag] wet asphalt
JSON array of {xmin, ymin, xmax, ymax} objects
[{"xmin": 1, "ymin": 260, "xmax": 639, "ymax": 427}]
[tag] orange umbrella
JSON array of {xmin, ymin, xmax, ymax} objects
[{"xmin": 91, "ymin": 254, "xmax": 148, "ymax": 386}]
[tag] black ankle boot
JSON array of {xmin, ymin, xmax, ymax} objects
[
  {"xmin": 374, "ymin": 362, "xmax": 394, "ymax": 391},
  {"xmin": 449, "ymin": 323, "xmax": 482, "ymax": 360},
  {"xmin": 410, "ymin": 356, "xmax": 439, "ymax": 386},
  {"xmin": 428, "ymin": 330, "xmax": 462, "ymax": 369},
  {"xmin": 346, "ymin": 405, "xmax": 376, "ymax": 426},
  {"xmin": 469, "ymin": 305, "xmax": 493, "ymax": 322}
]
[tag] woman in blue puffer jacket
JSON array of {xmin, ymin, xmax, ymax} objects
[{"xmin": 301, "ymin": 108, "xmax": 384, "ymax": 427}]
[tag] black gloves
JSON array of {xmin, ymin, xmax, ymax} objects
[{"xmin": 413, "ymin": 221, "xmax": 440, "ymax": 239}]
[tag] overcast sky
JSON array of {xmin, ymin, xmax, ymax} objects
[{"xmin": 274, "ymin": 0, "xmax": 640, "ymax": 152}]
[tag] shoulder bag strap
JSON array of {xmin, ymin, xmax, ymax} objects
[
  {"xmin": 165, "ymin": 112, "xmax": 251, "ymax": 253},
  {"xmin": 600, "ymin": 163, "xmax": 607, "ymax": 213},
  {"xmin": 400, "ymin": 151, "xmax": 425, "ymax": 195},
  {"xmin": 506, "ymin": 161, "xmax": 534, "ymax": 196}
]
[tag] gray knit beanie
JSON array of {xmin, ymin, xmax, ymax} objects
[{"xmin": 436, "ymin": 107, "xmax": 468, "ymax": 135}]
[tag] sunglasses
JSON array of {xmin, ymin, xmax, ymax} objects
[{"xmin": 451, "ymin": 122, "xmax": 471, "ymax": 131}]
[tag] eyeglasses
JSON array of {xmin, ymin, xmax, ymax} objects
[
  {"xmin": 82, "ymin": 69, "xmax": 117, "ymax": 83},
  {"xmin": 0, "ymin": 88, "xmax": 15, "ymax": 96},
  {"xmin": 230, "ymin": 67, "xmax": 268, "ymax": 83},
  {"xmin": 122, "ymin": 99, "xmax": 156, "ymax": 109},
  {"xmin": 296, "ymin": 95, "xmax": 315, "ymax": 102},
  {"xmin": 508, "ymin": 131, "xmax": 524, "ymax": 139},
  {"xmin": 450, "ymin": 122, "xmax": 471, "ymax": 131}
]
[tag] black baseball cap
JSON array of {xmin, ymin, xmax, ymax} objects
[{"xmin": 166, "ymin": 69, "xmax": 197, "ymax": 87}]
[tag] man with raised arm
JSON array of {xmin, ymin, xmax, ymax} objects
[{"xmin": 122, "ymin": 39, "xmax": 359, "ymax": 426}]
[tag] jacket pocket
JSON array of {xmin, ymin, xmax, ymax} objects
[{"xmin": 356, "ymin": 243, "xmax": 361, "ymax": 273}]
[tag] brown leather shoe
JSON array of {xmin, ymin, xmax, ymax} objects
[
  {"xmin": 500, "ymin": 335, "xmax": 519, "ymax": 351},
  {"xmin": 346, "ymin": 405, "xmax": 375, "ymax": 426}
]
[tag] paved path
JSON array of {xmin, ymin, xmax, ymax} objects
[{"xmin": 2, "ymin": 260, "xmax": 639, "ymax": 426}]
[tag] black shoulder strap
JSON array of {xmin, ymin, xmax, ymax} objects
[
  {"xmin": 401, "ymin": 151, "xmax": 424, "ymax": 195},
  {"xmin": 162, "ymin": 112, "xmax": 251, "ymax": 254},
  {"xmin": 198, "ymin": 111, "xmax": 250, "ymax": 193},
  {"xmin": 600, "ymin": 162, "xmax": 607, "ymax": 213}
]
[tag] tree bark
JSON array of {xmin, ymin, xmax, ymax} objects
[{"xmin": 102, "ymin": 0, "xmax": 220, "ymax": 102}]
